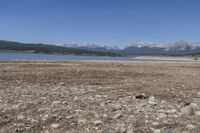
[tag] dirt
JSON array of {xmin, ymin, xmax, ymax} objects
[{"xmin": 0, "ymin": 60, "xmax": 200, "ymax": 133}]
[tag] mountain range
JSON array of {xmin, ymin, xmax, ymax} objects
[
  {"xmin": 1, "ymin": 40, "xmax": 200, "ymax": 56},
  {"xmin": 0, "ymin": 40, "xmax": 121, "ymax": 57},
  {"xmin": 57, "ymin": 40, "xmax": 200, "ymax": 55}
]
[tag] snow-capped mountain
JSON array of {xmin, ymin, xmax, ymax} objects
[
  {"xmin": 56, "ymin": 41, "xmax": 200, "ymax": 55},
  {"xmin": 56, "ymin": 43, "xmax": 121, "ymax": 52},
  {"xmin": 123, "ymin": 40, "xmax": 200, "ymax": 55}
]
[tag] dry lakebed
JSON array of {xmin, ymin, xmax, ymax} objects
[{"xmin": 0, "ymin": 60, "xmax": 200, "ymax": 133}]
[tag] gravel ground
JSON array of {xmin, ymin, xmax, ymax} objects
[{"xmin": 0, "ymin": 61, "xmax": 200, "ymax": 133}]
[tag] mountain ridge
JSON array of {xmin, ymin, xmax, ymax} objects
[
  {"xmin": 58, "ymin": 40, "xmax": 200, "ymax": 55},
  {"xmin": 1, "ymin": 40, "xmax": 200, "ymax": 56},
  {"xmin": 0, "ymin": 40, "xmax": 121, "ymax": 57}
]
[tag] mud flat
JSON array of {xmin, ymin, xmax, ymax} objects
[{"xmin": 1, "ymin": 60, "xmax": 200, "ymax": 133}]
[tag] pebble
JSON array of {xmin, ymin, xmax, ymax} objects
[
  {"xmin": 114, "ymin": 114, "xmax": 123, "ymax": 119},
  {"xmin": 187, "ymin": 124, "xmax": 195, "ymax": 129},
  {"xmin": 181, "ymin": 105, "xmax": 195, "ymax": 116},
  {"xmin": 153, "ymin": 129, "xmax": 161, "ymax": 133},
  {"xmin": 152, "ymin": 122, "xmax": 159, "ymax": 126},
  {"xmin": 195, "ymin": 111, "xmax": 200, "ymax": 116},
  {"xmin": 190, "ymin": 103, "xmax": 197, "ymax": 108},
  {"xmin": 43, "ymin": 130, "xmax": 50, "ymax": 133},
  {"xmin": 59, "ymin": 82, "xmax": 65, "ymax": 85},
  {"xmin": 166, "ymin": 109, "xmax": 177, "ymax": 114},
  {"xmin": 111, "ymin": 103, "xmax": 122, "ymax": 111},
  {"xmin": 52, "ymin": 101, "xmax": 61, "ymax": 105},
  {"xmin": 174, "ymin": 127, "xmax": 182, "ymax": 133},
  {"xmin": 148, "ymin": 96, "xmax": 157, "ymax": 105},
  {"xmin": 17, "ymin": 114, "xmax": 25, "ymax": 120},
  {"xmin": 73, "ymin": 96, "xmax": 79, "ymax": 102},
  {"xmin": 158, "ymin": 113, "xmax": 167, "ymax": 119},
  {"xmin": 78, "ymin": 119, "xmax": 87, "ymax": 125},
  {"xmin": 15, "ymin": 123, "xmax": 25, "ymax": 132},
  {"xmin": 102, "ymin": 114, "xmax": 108, "ymax": 118},
  {"xmin": 51, "ymin": 124, "xmax": 60, "ymax": 128},
  {"xmin": 93, "ymin": 120, "xmax": 102, "ymax": 126},
  {"xmin": 135, "ymin": 93, "xmax": 146, "ymax": 99},
  {"xmin": 197, "ymin": 92, "xmax": 200, "ymax": 96}
]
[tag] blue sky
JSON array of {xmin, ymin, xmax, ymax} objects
[{"xmin": 0, "ymin": 0, "xmax": 200, "ymax": 46}]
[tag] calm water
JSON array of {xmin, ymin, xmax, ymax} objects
[
  {"xmin": 0, "ymin": 53, "xmax": 196, "ymax": 62},
  {"xmin": 0, "ymin": 53, "xmax": 133, "ymax": 61}
]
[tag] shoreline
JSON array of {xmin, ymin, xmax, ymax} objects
[
  {"xmin": 0, "ymin": 53, "xmax": 200, "ymax": 62},
  {"xmin": 134, "ymin": 55, "xmax": 199, "ymax": 62}
]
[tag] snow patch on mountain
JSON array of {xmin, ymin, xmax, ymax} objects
[{"xmin": 55, "ymin": 40, "xmax": 200, "ymax": 55}]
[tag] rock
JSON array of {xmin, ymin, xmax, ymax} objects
[
  {"xmin": 190, "ymin": 103, "xmax": 197, "ymax": 108},
  {"xmin": 17, "ymin": 114, "xmax": 25, "ymax": 120},
  {"xmin": 127, "ymin": 126, "xmax": 133, "ymax": 133},
  {"xmin": 100, "ymin": 102, "xmax": 105, "ymax": 107},
  {"xmin": 16, "ymin": 123, "xmax": 25, "ymax": 127},
  {"xmin": 78, "ymin": 119, "xmax": 87, "ymax": 125},
  {"xmin": 152, "ymin": 122, "xmax": 159, "ymax": 126},
  {"xmin": 93, "ymin": 120, "xmax": 102, "ymax": 126},
  {"xmin": 153, "ymin": 129, "xmax": 161, "ymax": 133},
  {"xmin": 31, "ymin": 119, "xmax": 39, "ymax": 124},
  {"xmin": 135, "ymin": 93, "xmax": 146, "ymax": 99},
  {"xmin": 165, "ymin": 109, "xmax": 177, "ymax": 114},
  {"xmin": 51, "ymin": 124, "xmax": 60, "ymax": 128},
  {"xmin": 148, "ymin": 96, "xmax": 157, "ymax": 105},
  {"xmin": 59, "ymin": 82, "xmax": 65, "ymax": 85},
  {"xmin": 52, "ymin": 101, "xmax": 61, "ymax": 106},
  {"xmin": 187, "ymin": 124, "xmax": 195, "ymax": 129},
  {"xmin": 157, "ymin": 113, "xmax": 167, "ymax": 119},
  {"xmin": 181, "ymin": 105, "xmax": 195, "ymax": 116},
  {"xmin": 12, "ymin": 104, "xmax": 20, "ymax": 109},
  {"xmin": 73, "ymin": 96, "xmax": 79, "ymax": 102},
  {"xmin": 42, "ymin": 117, "xmax": 47, "ymax": 122},
  {"xmin": 102, "ymin": 114, "xmax": 108, "ymax": 118},
  {"xmin": 161, "ymin": 100, "xmax": 167, "ymax": 104},
  {"xmin": 114, "ymin": 114, "xmax": 123, "ymax": 119},
  {"xmin": 174, "ymin": 127, "xmax": 182, "ymax": 133},
  {"xmin": 15, "ymin": 123, "xmax": 25, "ymax": 132},
  {"xmin": 197, "ymin": 92, "xmax": 200, "ymax": 96},
  {"xmin": 195, "ymin": 111, "xmax": 200, "ymax": 116},
  {"xmin": 111, "ymin": 103, "xmax": 122, "ymax": 111},
  {"xmin": 42, "ymin": 130, "xmax": 50, "ymax": 133},
  {"xmin": 115, "ymin": 123, "xmax": 126, "ymax": 133},
  {"xmin": 66, "ymin": 115, "xmax": 73, "ymax": 119}
]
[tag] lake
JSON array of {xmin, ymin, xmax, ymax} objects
[
  {"xmin": 0, "ymin": 53, "xmax": 197, "ymax": 62},
  {"xmin": 0, "ymin": 53, "xmax": 133, "ymax": 61}
]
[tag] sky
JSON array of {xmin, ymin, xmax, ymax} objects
[{"xmin": 0, "ymin": 0, "xmax": 200, "ymax": 46}]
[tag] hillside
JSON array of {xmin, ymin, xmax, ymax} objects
[{"xmin": 0, "ymin": 40, "xmax": 121, "ymax": 57}]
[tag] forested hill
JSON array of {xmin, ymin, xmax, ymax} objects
[{"xmin": 0, "ymin": 40, "xmax": 121, "ymax": 57}]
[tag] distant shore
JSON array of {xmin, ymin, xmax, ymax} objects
[{"xmin": 134, "ymin": 55, "xmax": 199, "ymax": 62}]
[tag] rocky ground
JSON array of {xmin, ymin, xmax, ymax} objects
[{"xmin": 0, "ymin": 61, "xmax": 200, "ymax": 133}]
